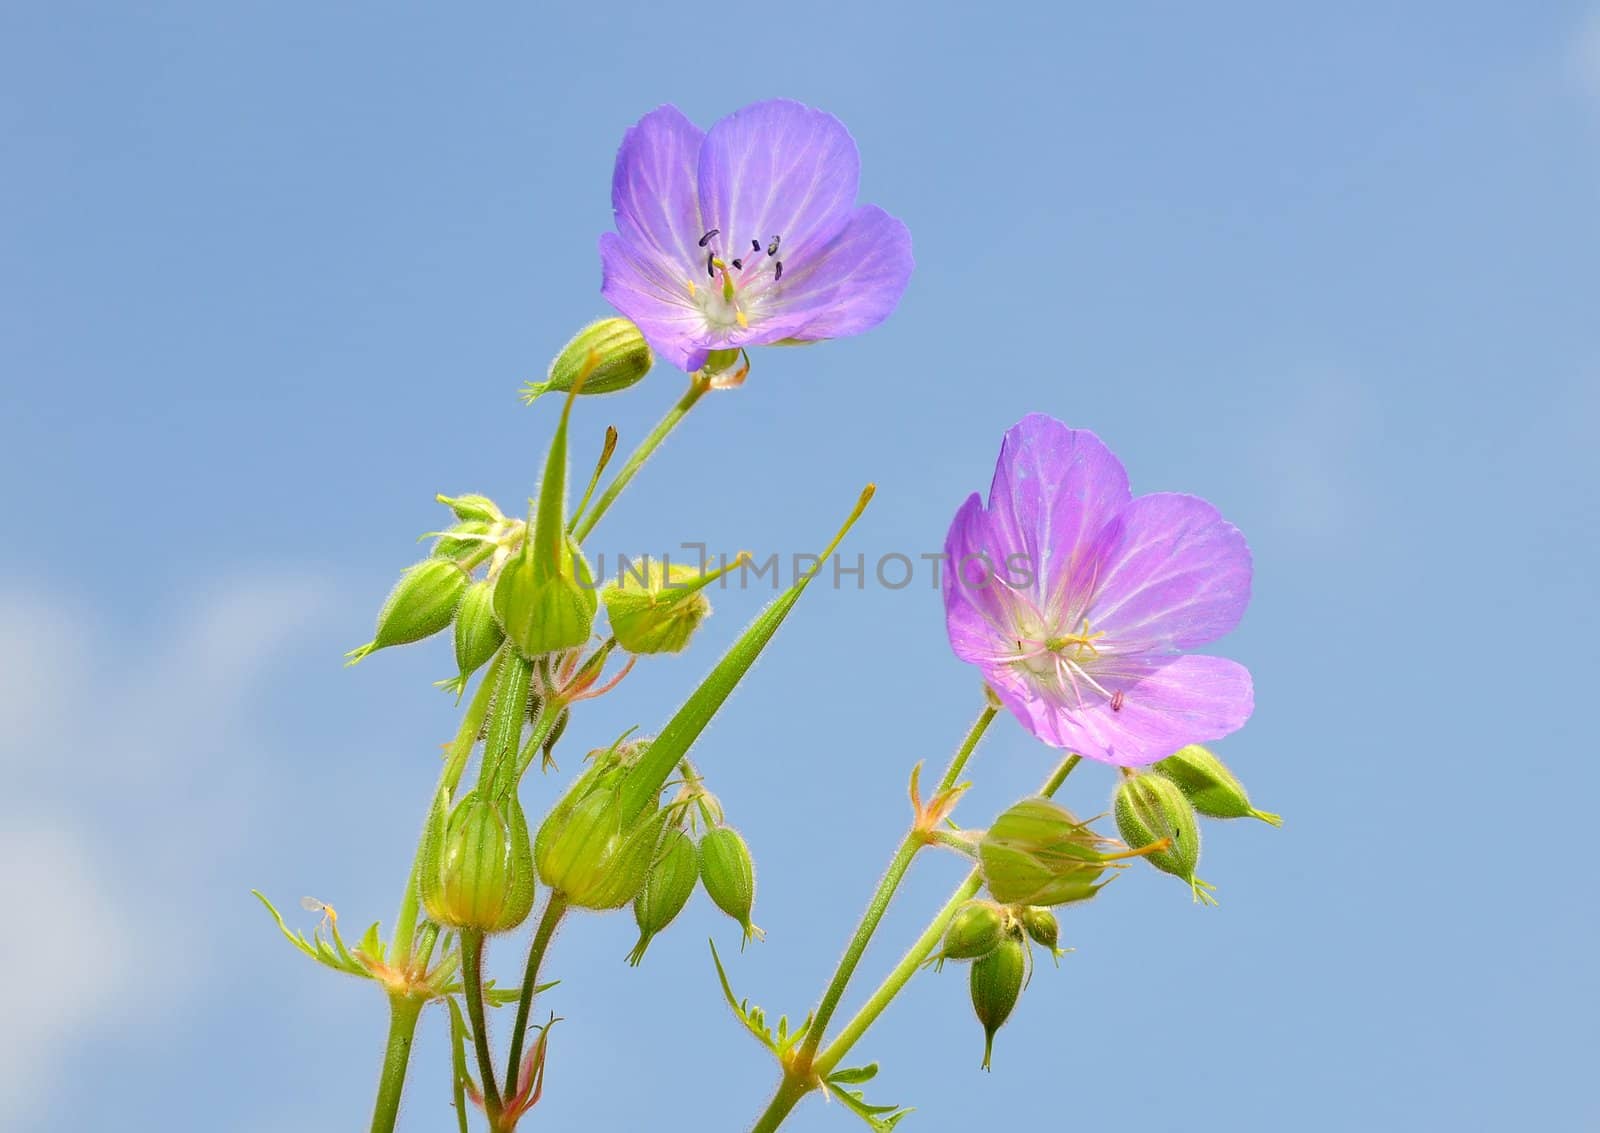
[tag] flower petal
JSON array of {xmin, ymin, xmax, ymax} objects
[
  {"xmin": 986, "ymin": 417, "xmax": 1132, "ymax": 616},
  {"xmin": 765, "ymin": 205, "xmax": 913, "ymax": 341},
  {"xmin": 697, "ymin": 100, "xmax": 860, "ymax": 267},
  {"xmin": 599, "ymin": 232, "xmax": 709, "ymax": 372},
  {"xmin": 943, "ymin": 493, "xmax": 1019, "ymax": 665},
  {"xmin": 1087, "ymin": 492, "xmax": 1252, "ymax": 651},
  {"xmin": 611, "ymin": 105, "xmax": 707, "ymax": 275},
  {"xmin": 992, "ymin": 654, "xmax": 1253, "ymax": 767}
]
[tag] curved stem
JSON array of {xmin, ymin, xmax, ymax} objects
[
  {"xmin": 460, "ymin": 931, "xmax": 503, "ymax": 1123},
  {"xmin": 504, "ymin": 893, "xmax": 568, "ymax": 1089},
  {"xmin": 751, "ymin": 750, "xmax": 1083, "ymax": 1132},
  {"xmin": 369, "ymin": 995, "xmax": 424, "ymax": 1133},
  {"xmin": 570, "ymin": 374, "xmax": 709, "ymax": 543},
  {"xmin": 797, "ymin": 705, "xmax": 996, "ymax": 1062}
]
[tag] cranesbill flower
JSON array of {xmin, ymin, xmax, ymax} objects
[
  {"xmin": 600, "ymin": 99, "xmax": 914, "ymax": 372},
  {"xmin": 943, "ymin": 414, "xmax": 1253, "ymax": 767}
]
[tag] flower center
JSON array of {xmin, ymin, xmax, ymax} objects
[
  {"xmin": 1012, "ymin": 616, "xmax": 1115, "ymax": 705},
  {"xmin": 686, "ymin": 228, "xmax": 785, "ymax": 331}
]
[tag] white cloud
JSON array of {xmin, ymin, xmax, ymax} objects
[{"xmin": 0, "ymin": 573, "xmax": 334, "ymax": 1126}]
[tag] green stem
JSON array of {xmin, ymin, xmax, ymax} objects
[
  {"xmin": 369, "ymin": 995, "xmax": 424, "ymax": 1133},
  {"xmin": 504, "ymin": 893, "xmax": 568, "ymax": 1090},
  {"xmin": 751, "ymin": 750, "xmax": 1083, "ymax": 1132},
  {"xmin": 797, "ymin": 705, "xmax": 997, "ymax": 1062},
  {"xmin": 570, "ymin": 373, "xmax": 709, "ymax": 543},
  {"xmin": 460, "ymin": 931, "xmax": 503, "ymax": 1122}
]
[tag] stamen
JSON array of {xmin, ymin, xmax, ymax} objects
[
  {"xmin": 707, "ymin": 251, "xmax": 716, "ymax": 278},
  {"xmin": 1110, "ymin": 689, "xmax": 1125, "ymax": 712},
  {"xmin": 698, "ymin": 229, "xmax": 720, "ymax": 248},
  {"xmin": 774, "ymin": 260, "xmax": 783, "ymax": 281},
  {"xmin": 731, "ymin": 258, "xmax": 743, "ymax": 270},
  {"xmin": 751, "ymin": 239, "xmax": 761, "ymax": 252},
  {"xmin": 768, "ymin": 235, "xmax": 781, "ymax": 255}
]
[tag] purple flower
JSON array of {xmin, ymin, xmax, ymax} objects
[
  {"xmin": 943, "ymin": 415, "xmax": 1254, "ymax": 767},
  {"xmin": 600, "ymin": 100, "xmax": 914, "ymax": 373}
]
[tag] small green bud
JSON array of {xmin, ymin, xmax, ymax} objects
[
  {"xmin": 1114, "ymin": 773, "xmax": 1215, "ymax": 904},
  {"xmin": 445, "ymin": 581, "xmax": 504, "ymax": 698},
  {"xmin": 936, "ymin": 900, "xmax": 1006, "ymax": 965},
  {"xmin": 419, "ymin": 788, "xmax": 536, "ymax": 933},
  {"xmin": 346, "ymin": 558, "xmax": 469, "ymax": 664},
  {"xmin": 627, "ymin": 828, "xmax": 698, "ymax": 966},
  {"xmin": 437, "ymin": 493, "xmax": 505, "ymax": 524},
  {"xmin": 602, "ymin": 557, "xmax": 745, "ymax": 655},
  {"xmin": 978, "ymin": 798, "xmax": 1116, "ymax": 907},
  {"xmin": 1154, "ymin": 744, "xmax": 1281, "ymax": 825},
  {"xmin": 698, "ymin": 826, "xmax": 762, "ymax": 947},
  {"xmin": 522, "ymin": 317, "xmax": 653, "ymax": 403},
  {"xmin": 493, "ymin": 536, "xmax": 597, "ymax": 657},
  {"xmin": 535, "ymin": 787, "xmax": 668, "ymax": 910},
  {"xmin": 1019, "ymin": 906, "xmax": 1063, "ymax": 963},
  {"xmin": 430, "ymin": 520, "xmax": 493, "ymax": 561},
  {"xmin": 970, "ymin": 934, "xmax": 1027, "ymax": 1070}
]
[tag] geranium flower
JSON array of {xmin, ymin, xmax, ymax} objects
[
  {"xmin": 943, "ymin": 414, "xmax": 1253, "ymax": 767},
  {"xmin": 599, "ymin": 99, "xmax": 913, "ymax": 372}
]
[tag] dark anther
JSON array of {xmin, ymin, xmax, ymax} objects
[
  {"xmin": 698, "ymin": 229, "xmax": 720, "ymax": 247},
  {"xmin": 731, "ymin": 258, "xmax": 743, "ymax": 270},
  {"xmin": 774, "ymin": 260, "xmax": 784, "ymax": 281},
  {"xmin": 767, "ymin": 235, "xmax": 781, "ymax": 255},
  {"xmin": 707, "ymin": 251, "xmax": 716, "ymax": 278},
  {"xmin": 751, "ymin": 239, "xmax": 761, "ymax": 252}
]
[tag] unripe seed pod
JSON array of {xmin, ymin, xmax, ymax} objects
[
  {"xmin": 937, "ymin": 900, "xmax": 1005, "ymax": 965},
  {"xmin": 1154, "ymin": 744, "xmax": 1281, "ymax": 825},
  {"xmin": 432, "ymin": 520, "xmax": 492, "ymax": 561},
  {"xmin": 535, "ymin": 788, "xmax": 668, "ymax": 910},
  {"xmin": 602, "ymin": 558, "xmax": 734, "ymax": 655},
  {"xmin": 979, "ymin": 797, "xmax": 1114, "ymax": 907},
  {"xmin": 970, "ymin": 935, "xmax": 1027, "ymax": 1070},
  {"xmin": 449, "ymin": 581, "xmax": 504, "ymax": 695},
  {"xmin": 1019, "ymin": 906, "xmax": 1063, "ymax": 963},
  {"xmin": 698, "ymin": 826, "xmax": 762, "ymax": 948},
  {"xmin": 627, "ymin": 828, "xmax": 698, "ymax": 966},
  {"xmin": 493, "ymin": 536, "xmax": 597, "ymax": 658},
  {"xmin": 419, "ymin": 788, "xmax": 536, "ymax": 933},
  {"xmin": 1114, "ymin": 773, "xmax": 1215, "ymax": 904},
  {"xmin": 523, "ymin": 318, "xmax": 654, "ymax": 403},
  {"xmin": 347, "ymin": 558, "xmax": 469, "ymax": 664}
]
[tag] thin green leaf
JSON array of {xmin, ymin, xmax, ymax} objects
[
  {"xmin": 251, "ymin": 891, "xmax": 370, "ymax": 979},
  {"xmin": 828, "ymin": 1079, "xmax": 914, "ymax": 1132},
  {"xmin": 446, "ymin": 997, "xmax": 473, "ymax": 1133},
  {"xmin": 827, "ymin": 1064, "xmax": 880, "ymax": 1086},
  {"xmin": 620, "ymin": 486, "xmax": 875, "ymax": 822}
]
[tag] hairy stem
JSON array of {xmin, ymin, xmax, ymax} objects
[
  {"xmin": 460, "ymin": 931, "xmax": 503, "ymax": 1122},
  {"xmin": 504, "ymin": 893, "xmax": 569, "ymax": 1090},
  {"xmin": 570, "ymin": 373, "xmax": 709, "ymax": 543},
  {"xmin": 369, "ymin": 994, "xmax": 424, "ymax": 1133}
]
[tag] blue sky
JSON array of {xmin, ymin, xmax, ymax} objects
[{"xmin": 3, "ymin": 2, "xmax": 1598, "ymax": 1130}]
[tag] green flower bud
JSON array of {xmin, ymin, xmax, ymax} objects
[
  {"xmin": 535, "ymin": 787, "xmax": 668, "ymax": 910},
  {"xmin": 1154, "ymin": 744, "xmax": 1281, "ymax": 825},
  {"xmin": 419, "ymin": 788, "xmax": 536, "ymax": 933},
  {"xmin": 970, "ymin": 934, "xmax": 1027, "ymax": 1070},
  {"xmin": 437, "ymin": 493, "xmax": 504, "ymax": 524},
  {"xmin": 978, "ymin": 798, "xmax": 1116, "ymax": 907},
  {"xmin": 627, "ymin": 828, "xmax": 698, "ymax": 966},
  {"xmin": 493, "ymin": 535, "xmax": 597, "ymax": 658},
  {"xmin": 698, "ymin": 826, "xmax": 762, "ymax": 948},
  {"xmin": 521, "ymin": 318, "xmax": 653, "ymax": 403},
  {"xmin": 444, "ymin": 581, "xmax": 504, "ymax": 697},
  {"xmin": 602, "ymin": 557, "xmax": 743, "ymax": 655},
  {"xmin": 346, "ymin": 558, "xmax": 469, "ymax": 664},
  {"xmin": 936, "ymin": 900, "xmax": 1006, "ymax": 965},
  {"xmin": 1114, "ymin": 773, "xmax": 1216, "ymax": 904},
  {"xmin": 1019, "ymin": 906, "xmax": 1064, "ymax": 964}
]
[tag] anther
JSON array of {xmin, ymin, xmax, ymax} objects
[
  {"xmin": 751, "ymin": 239, "xmax": 761, "ymax": 252},
  {"xmin": 774, "ymin": 260, "xmax": 783, "ymax": 281},
  {"xmin": 698, "ymin": 229, "xmax": 720, "ymax": 248},
  {"xmin": 706, "ymin": 251, "xmax": 716, "ymax": 278},
  {"xmin": 731, "ymin": 258, "xmax": 743, "ymax": 270},
  {"xmin": 1110, "ymin": 689, "xmax": 1125, "ymax": 712},
  {"xmin": 768, "ymin": 235, "xmax": 781, "ymax": 255}
]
